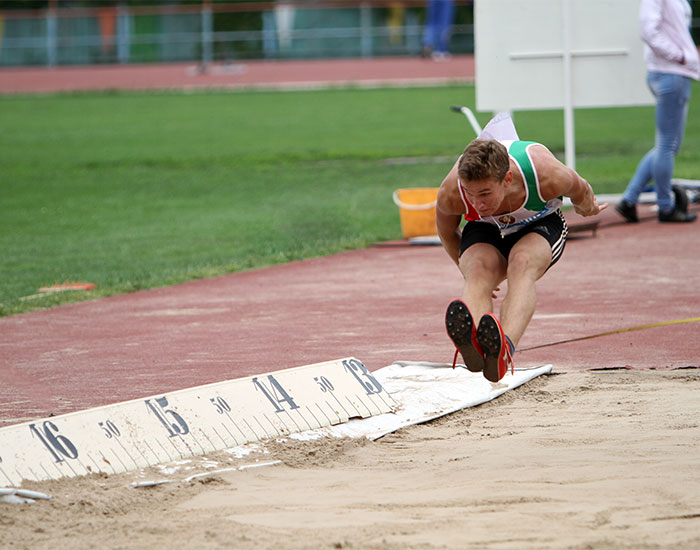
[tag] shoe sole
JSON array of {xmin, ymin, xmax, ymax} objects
[
  {"xmin": 445, "ymin": 300, "xmax": 484, "ymax": 372},
  {"xmin": 659, "ymin": 213, "xmax": 697, "ymax": 223},
  {"xmin": 476, "ymin": 314, "xmax": 505, "ymax": 382}
]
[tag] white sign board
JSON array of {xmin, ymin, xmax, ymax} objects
[
  {"xmin": 474, "ymin": 0, "xmax": 654, "ymax": 167},
  {"xmin": 475, "ymin": 0, "xmax": 653, "ymax": 110}
]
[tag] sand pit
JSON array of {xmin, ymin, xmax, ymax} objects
[{"xmin": 3, "ymin": 368, "xmax": 699, "ymax": 550}]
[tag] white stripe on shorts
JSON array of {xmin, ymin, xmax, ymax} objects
[{"xmin": 549, "ymin": 210, "xmax": 568, "ymax": 267}]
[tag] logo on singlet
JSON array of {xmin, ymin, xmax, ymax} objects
[{"xmin": 498, "ymin": 215, "xmax": 517, "ymax": 225}]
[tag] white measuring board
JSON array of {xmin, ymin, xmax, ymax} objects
[{"xmin": 0, "ymin": 357, "xmax": 396, "ymax": 486}]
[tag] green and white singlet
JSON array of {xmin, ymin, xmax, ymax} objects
[{"xmin": 458, "ymin": 140, "xmax": 563, "ymax": 237}]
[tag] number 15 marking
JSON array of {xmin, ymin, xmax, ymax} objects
[{"xmin": 145, "ymin": 397, "xmax": 189, "ymax": 437}]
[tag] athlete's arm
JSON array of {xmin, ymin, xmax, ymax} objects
[
  {"xmin": 436, "ymin": 163, "xmax": 465, "ymax": 265},
  {"xmin": 530, "ymin": 145, "xmax": 608, "ymax": 217}
]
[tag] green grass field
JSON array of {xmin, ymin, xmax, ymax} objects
[{"xmin": 2, "ymin": 83, "xmax": 699, "ymax": 317}]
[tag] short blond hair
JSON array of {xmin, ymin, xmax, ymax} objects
[{"xmin": 458, "ymin": 139, "xmax": 509, "ymax": 183}]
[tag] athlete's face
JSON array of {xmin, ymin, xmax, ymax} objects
[{"xmin": 461, "ymin": 176, "xmax": 507, "ymax": 216}]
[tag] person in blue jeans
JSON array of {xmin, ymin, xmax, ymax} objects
[
  {"xmin": 422, "ymin": 0, "xmax": 455, "ymax": 60},
  {"xmin": 616, "ymin": 0, "xmax": 699, "ymax": 223}
]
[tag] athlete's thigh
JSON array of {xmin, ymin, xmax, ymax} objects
[
  {"xmin": 460, "ymin": 242, "xmax": 507, "ymax": 285},
  {"xmin": 506, "ymin": 232, "xmax": 553, "ymax": 281}
]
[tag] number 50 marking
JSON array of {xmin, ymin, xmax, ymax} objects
[{"xmin": 210, "ymin": 396, "xmax": 231, "ymax": 414}]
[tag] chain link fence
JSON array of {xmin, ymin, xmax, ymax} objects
[{"xmin": 0, "ymin": 1, "xmax": 475, "ymax": 67}]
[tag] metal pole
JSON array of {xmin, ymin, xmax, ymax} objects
[
  {"xmin": 201, "ymin": 0, "xmax": 213, "ymax": 68},
  {"xmin": 360, "ymin": 2, "xmax": 372, "ymax": 58},
  {"xmin": 116, "ymin": 3, "xmax": 129, "ymax": 64},
  {"xmin": 46, "ymin": 0, "xmax": 57, "ymax": 67},
  {"xmin": 562, "ymin": 0, "xmax": 575, "ymax": 169}
]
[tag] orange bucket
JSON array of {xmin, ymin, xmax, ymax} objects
[{"xmin": 392, "ymin": 188, "xmax": 439, "ymax": 239}]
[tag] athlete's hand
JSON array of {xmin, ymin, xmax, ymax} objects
[{"xmin": 575, "ymin": 198, "xmax": 608, "ymax": 217}]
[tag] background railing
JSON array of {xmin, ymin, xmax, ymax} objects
[{"xmin": 0, "ymin": 1, "xmax": 476, "ymax": 67}]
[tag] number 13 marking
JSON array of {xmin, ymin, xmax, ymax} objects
[{"xmin": 342, "ymin": 359, "xmax": 383, "ymax": 395}]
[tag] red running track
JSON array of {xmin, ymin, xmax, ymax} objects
[
  {"xmin": 0, "ymin": 55, "xmax": 474, "ymax": 94},
  {"xmin": 1, "ymin": 205, "xmax": 699, "ymax": 427}
]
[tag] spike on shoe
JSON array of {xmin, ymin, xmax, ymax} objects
[
  {"xmin": 445, "ymin": 299, "xmax": 485, "ymax": 372},
  {"xmin": 476, "ymin": 313, "xmax": 513, "ymax": 382}
]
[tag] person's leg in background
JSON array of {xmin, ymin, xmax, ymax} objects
[
  {"xmin": 422, "ymin": 0, "xmax": 437, "ymax": 57},
  {"xmin": 618, "ymin": 71, "xmax": 695, "ymax": 222},
  {"xmin": 653, "ymin": 73, "xmax": 691, "ymax": 216},
  {"xmin": 435, "ymin": 0, "xmax": 455, "ymax": 56}
]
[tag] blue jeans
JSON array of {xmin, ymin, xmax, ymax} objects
[
  {"xmin": 423, "ymin": 0, "xmax": 455, "ymax": 54},
  {"xmin": 622, "ymin": 71, "xmax": 691, "ymax": 212}
]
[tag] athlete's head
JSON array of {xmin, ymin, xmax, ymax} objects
[
  {"xmin": 457, "ymin": 139, "xmax": 512, "ymax": 216},
  {"xmin": 458, "ymin": 139, "xmax": 509, "ymax": 183}
]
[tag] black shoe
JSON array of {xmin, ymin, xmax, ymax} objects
[
  {"xmin": 658, "ymin": 207, "xmax": 697, "ymax": 223},
  {"xmin": 475, "ymin": 313, "xmax": 513, "ymax": 383},
  {"xmin": 615, "ymin": 200, "xmax": 638, "ymax": 223},
  {"xmin": 445, "ymin": 299, "xmax": 484, "ymax": 372},
  {"xmin": 672, "ymin": 185, "xmax": 689, "ymax": 212}
]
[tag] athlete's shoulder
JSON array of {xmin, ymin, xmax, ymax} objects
[
  {"xmin": 524, "ymin": 142, "xmax": 558, "ymax": 166},
  {"xmin": 522, "ymin": 140, "xmax": 548, "ymax": 151},
  {"xmin": 437, "ymin": 177, "xmax": 464, "ymax": 215}
]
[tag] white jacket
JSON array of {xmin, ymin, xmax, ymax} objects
[{"xmin": 639, "ymin": 0, "xmax": 700, "ymax": 80}]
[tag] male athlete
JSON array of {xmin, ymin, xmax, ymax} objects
[{"xmin": 436, "ymin": 136, "xmax": 606, "ymax": 382}]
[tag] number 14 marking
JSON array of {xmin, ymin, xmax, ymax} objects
[{"xmin": 253, "ymin": 375, "xmax": 299, "ymax": 413}]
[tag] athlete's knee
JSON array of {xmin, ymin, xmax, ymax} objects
[
  {"xmin": 460, "ymin": 254, "xmax": 502, "ymax": 283},
  {"xmin": 507, "ymin": 249, "xmax": 548, "ymax": 280}
]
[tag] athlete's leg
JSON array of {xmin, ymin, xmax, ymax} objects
[
  {"xmin": 459, "ymin": 242, "xmax": 507, "ymax": 326},
  {"xmin": 448, "ymin": 226, "xmax": 507, "ymax": 371},
  {"xmin": 498, "ymin": 232, "xmax": 552, "ymax": 346}
]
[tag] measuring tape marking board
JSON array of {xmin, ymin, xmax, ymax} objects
[{"xmin": 0, "ymin": 357, "xmax": 395, "ymax": 486}]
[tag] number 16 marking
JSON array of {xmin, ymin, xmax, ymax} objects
[{"xmin": 29, "ymin": 421, "xmax": 79, "ymax": 463}]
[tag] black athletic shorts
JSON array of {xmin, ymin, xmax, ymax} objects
[{"xmin": 459, "ymin": 210, "xmax": 568, "ymax": 270}]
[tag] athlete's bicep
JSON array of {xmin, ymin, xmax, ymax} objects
[
  {"xmin": 531, "ymin": 147, "xmax": 580, "ymax": 199},
  {"xmin": 436, "ymin": 204, "xmax": 461, "ymax": 231}
]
